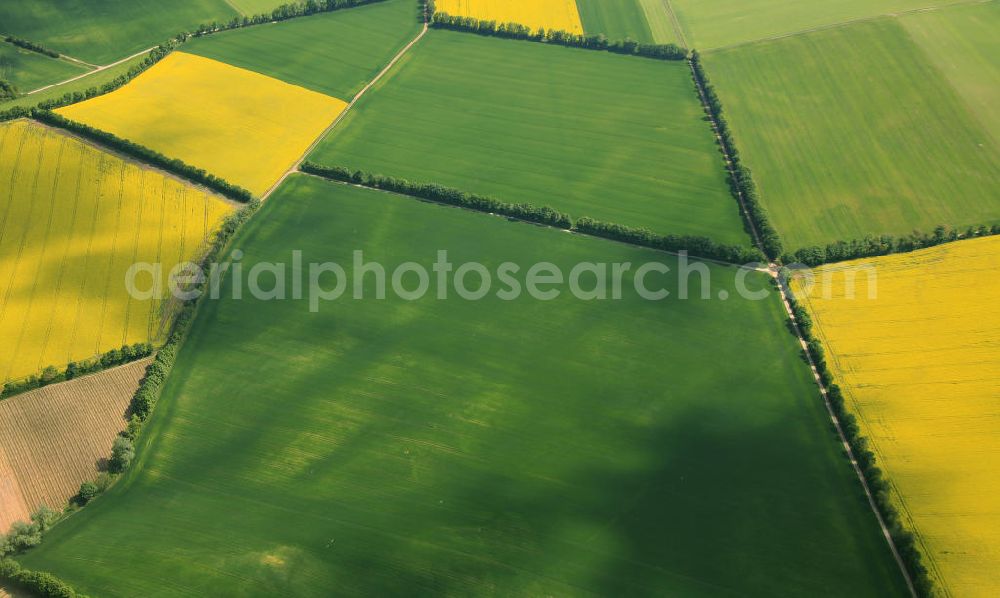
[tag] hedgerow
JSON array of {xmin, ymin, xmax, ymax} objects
[
  {"xmin": 785, "ymin": 224, "xmax": 1000, "ymax": 266},
  {"xmin": 0, "ymin": 343, "xmax": 153, "ymax": 401}
]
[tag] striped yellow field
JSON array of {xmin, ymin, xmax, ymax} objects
[
  {"xmin": 56, "ymin": 52, "xmax": 348, "ymax": 196},
  {"xmin": 791, "ymin": 236, "xmax": 1000, "ymax": 597},
  {"xmin": 0, "ymin": 119, "xmax": 231, "ymax": 383},
  {"xmin": 0, "ymin": 359, "xmax": 150, "ymax": 533},
  {"xmin": 436, "ymin": 0, "xmax": 584, "ymax": 34}
]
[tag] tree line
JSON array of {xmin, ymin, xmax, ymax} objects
[
  {"xmin": 3, "ymin": 35, "xmax": 60, "ymax": 59},
  {"xmin": 574, "ymin": 217, "xmax": 764, "ymax": 264},
  {"xmin": 786, "ymin": 224, "xmax": 1000, "ymax": 266},
  {"xmin": 188, "ymin": 0, "xmax": 387, "ymax": 37},
  {"xmin": 301, "ymin": 163, "xmax": 764, "ymax": 264},
  {"xmin": 301, "ymin": 163, "xmax": 574, "ymax": 228},
  {"xmin": 430, "ymin": 13, "xmax": 687, "ymax": 60},
  {"xmin": 0, "ymin": 343, "xmax": 153, "ymax": 400},
  {"xmin": 690, "ymin": 51, "xmax": 783, "ymax": 261},
  {"xmin": 33, "ymin": 110, "xmax": 253, "ymax": 202},
  {"xmin": 0, "ymin": 506, "xmax": 86, "ymax": 597},
  {"xmin": 782, "ymin": 283, "xmax": 934, "ymax": 597}
]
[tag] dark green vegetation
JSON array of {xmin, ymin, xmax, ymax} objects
[
  {"xmin": 21, "ymin": 176, "xmax": 907, "ymax": 596},
  {"xmin": 704, "ymin": 18, "xmax": 1000, "ymax": 252},
  {"xmin": 0, "ymin": 42, "xmax": 86, "ymax": 93},
  {"xmin": 576, "ymin": 0, "xmax": 676, "ymax": 45},
  {"xmin": 184, "ymin": 0, "xmax": 422, "ymax": 99},
  {"xmin": 311, "ymin": 30, "xmax": 748, "ymax": 245},
  {"xmin": 0, "ymin": 53, "xmax": 146, "ymax": 111},
  {"xmin": 0, "ymin": 0, "xmax": 238, "ymax": 64}
]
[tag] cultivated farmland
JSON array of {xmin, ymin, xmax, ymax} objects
[
  {"xmin": 0, "ymin": 0, "xmax": 238, "ymax": 65},
  {"xmin": 791, "ymin": 235, "xmax": 1000, "ymax": 597},
  {"xmin": 0, "ymin": 119, "xmax": 231, "ymax": 382},
  {"xmin": 0, "ymin": 359, "xmax": 150, "ymax": 533},
  {"xmin": 183, "ymin": 0, "xmax": 423, "ymax": 99},
  {"xmin": 576, "ymin": 0, "xmax": 677, "ymax": 44},
  {"xmin": 0, "ymin": 43, "xmax": 87, "ymax": 93},
  {"xmin": 900, "ymin": 0, "xmax": 1000, "ymax": 146},
  {"xmin": 436, "ymin": 0, "xmax": 584, "ymax": 34},
  {"xmin": 669, "ymin": 0, "xmax": 968, "ymax": 50},
  {"xmin": 56, "ymin": 52, "xmax": 348, "ymax": 196},
  {"xmin": 19, "ymin": 176, "xmax": 906, "ymax": 596},
  {"xmin": 311, "ymin": 30, "xmax": 748, "ymax": 245},
  {"xmin": 1, "ymin": 53, "xmax": 148, "ymax": 111},
  {"xmin": 704, "ymin": 19, "xmax": 1000, "ymax": 251}
]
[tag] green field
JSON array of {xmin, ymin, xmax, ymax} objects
[
  {"xmin": 226, "ymin": 0, "xmax": 289, "ymax": 15},
  {"xmin": 670, "ymin": 0, "xmax": 966, "ymax": 50},
  {"xmin": 311, "ymin": 30, "xmax": 747, "ymax": 245},
  {"xmin": 19, "ymin": 175, "xmax": 906, "ymax": 595},
  {"xmin": 0, "ymin": 0, "xmax": 237, "ymax": 64},
  {"xmin": 184, "ymin": 0, "xmax": 422, "ymax": 99},
  {"xmin": 576, "ymin": 0, "xmax": 676, "ymax": 44},
  {"xmin": 704, "ymin": 18, "xmax": 1000, "ymax": 251},
  {"xmin": 900, "ymin": 0, "xmax": 1000, "ymax": 146},
  {"xmin": 0, "ymin": 42, "xmax": 87, "ymax": 93}
]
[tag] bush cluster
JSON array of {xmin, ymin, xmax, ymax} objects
[
  {"xmin": 0, "ymin": 79, "xmax": 17, "ymax": 101},
  {"xmin": 786, "ymin": 223, "xmax": 1000, "ymax": 266},
  {"xmin": 0, "ymin": 558, "xmax": 86, "ymax": 598},
  {"xmin": 302, "ymin": 163, "xmax": 764, "ymax": 264},
  {"xmin": 783, "ymin": 285, "xmax": 934, "ymax": 596},
  {"xmin": 0, "ymin": 343, "xmax": 153, "ymax": 400},
  {"xmin": 690, "ymin": 51, "xmax": 783, "ymax": 261},
  {"xmin": 3, "ymin": 36, "xmax": 60, "ymax": 59},
  {"xmin": 32, "ymin": 110, "xmax": 253, "ymax": 202},
  {"xmin": 430, "ymin": 13, "xmax": 686, "ymax": 60}
]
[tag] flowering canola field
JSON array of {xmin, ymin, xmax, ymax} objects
[
  {"xmin": 56, "ymin": 52, "xmax": 348, "ymax": 196},
  {"xmin": 792, "ymin": 235, "xmax": 1000, "ymax": 597},
  {"xmin": 0, "ymin": 120, "xmax": 232, "ymax": 383},
  {"xmin": 436, "ymin": 0, "xmax": 584, "ymax": 34}
]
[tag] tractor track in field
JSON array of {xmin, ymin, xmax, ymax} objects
[{"xmin": 261, "ymin": 20, "xmax": 429, "ymax": 201}]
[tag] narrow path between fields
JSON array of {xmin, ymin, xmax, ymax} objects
[
  {"xmin": 26, "ymin": 46, "xmax": 155, "ymax": 95},
  {"xmin": 261, "ymin": 20, "xmax": 430, "ymax": 201},
  {"xmin": 688, "ymin": 53, "xmax": 919, "ymax": 598}
]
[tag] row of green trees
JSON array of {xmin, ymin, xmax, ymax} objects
[
  {"xmin": 301, "ymin": 163, "xmax": 764, "ymax": 264},
  {"xmin": 786, "ymin": 224, "xmax": 1000, "ymax": 266},
  {"xmin": 690, "ymin": 51, "xmax": 783, "ymax": 260},
  {"xmin": 574, "ymin": 217, "xmax": 764, "ymax": 264},
  {"xmin": 430, "ymin": 13, "xmax": 686, "ymax": 60},
  {"xmin": 0, "ymin": 558, "xmax": 84, "ymax": 598},
  {"xmin": 33, "ymin": 110, "xmax": 252, "ymax": 201},
  {"xmin": 189, "ymin": 0, "xmax": 386, "ymax": 36},
  {"xmin": 782, "ymin": 283, "xmax": 934, "ymax": 597},
  {"xmin": 3, "ymin": 36, "xmax": 60, "ymax": 59},
  {"xmin": 0, "ymin": 343, "xmax": 153, "ymax": 400},
  {"xmin": 301, "ymin": 163, "xmax": 574, "ymax": 228}
]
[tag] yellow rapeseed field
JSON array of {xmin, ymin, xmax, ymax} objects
[
  {"xmin": 56, "ymin": 52, "xmax": 348, "ymax": 196},
  {"xmin": 791, "ymin": 236, "xmax": 1000, "ymax": 597},
  {"xmin": 436, "ymin": 0, "xmax": 584, "ymax": 34},
  {"xmin": 0, "ymin": 119, "xmax": 231, "ymax": 383}
]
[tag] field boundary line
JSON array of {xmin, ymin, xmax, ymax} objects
[
  {"xmin": 25, "ymin": 46, "xmax": 156, "ymax": 95},
  {"xmin": 703, "ymin": 0, "xmax": 991, "ymax": 54},
  {"xmin": 297, "ymin": 172, "xmax": 763, "ymax": 272},
  {"xmin": 261, "ymin": 21, "xmax": 429, "ymax": 201},
  {"xmin": 689, "ymin": 44, "xmax": 920, "ymax": 595}
]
